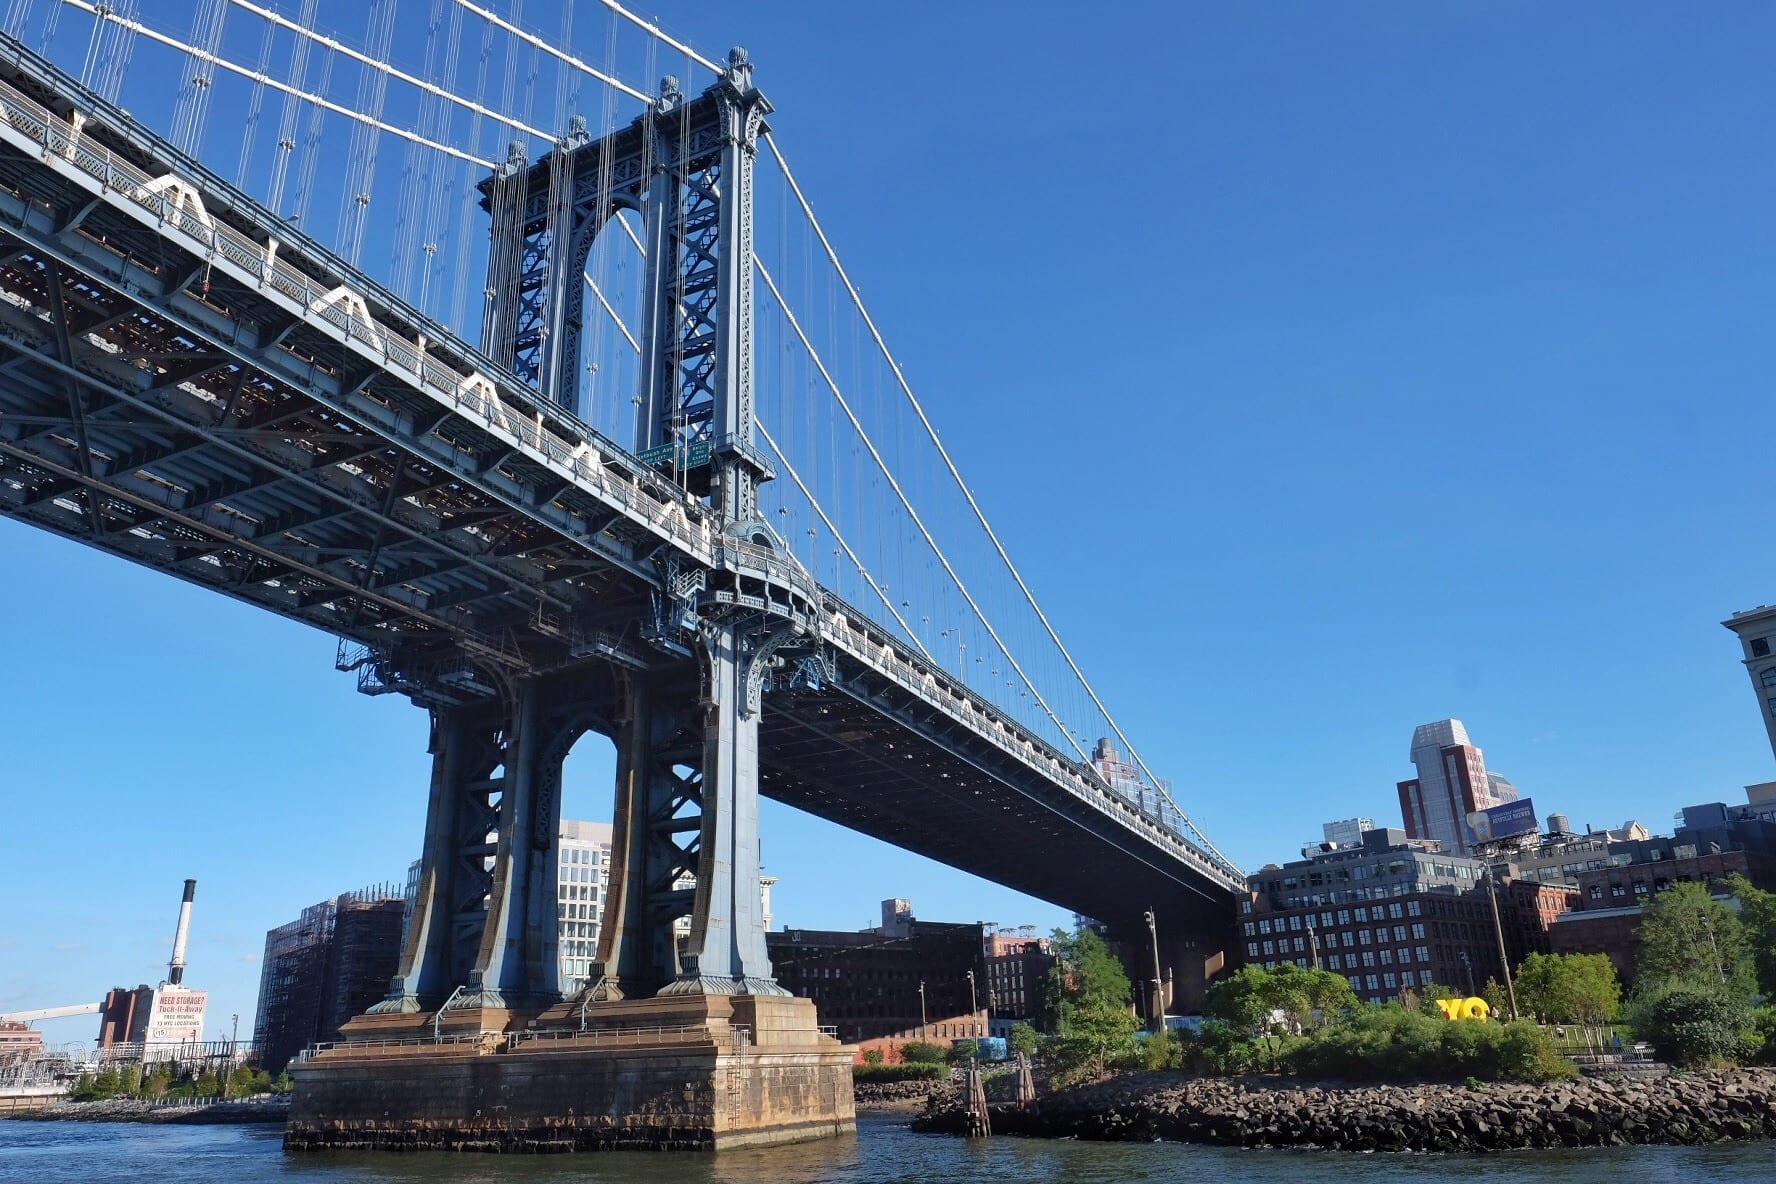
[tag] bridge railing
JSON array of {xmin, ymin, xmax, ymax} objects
[
  {"xmin": 0, "ymin": 57, "xmax": 721, "ymax": 572},
  {"xmin": 816, "ymin": 594, "xmax": 1244, "ymax": 891}
]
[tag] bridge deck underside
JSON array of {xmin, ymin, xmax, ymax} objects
[
  {"xmin": 761, "ymin": 685, "xmax": 1233, "ymax": 935},
  {"xmin": 0, "ymin": 127, "xmax": 666, "ymax": 692}
]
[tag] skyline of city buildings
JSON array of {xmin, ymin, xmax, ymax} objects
[{"xmin": 1396, "ymin": 718, "xmax": 1521, "ymax": 856}]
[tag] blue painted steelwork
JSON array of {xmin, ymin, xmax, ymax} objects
[{"xmin": 0, "ymin": 35, "xmax": 1243, "ymax": 1022}]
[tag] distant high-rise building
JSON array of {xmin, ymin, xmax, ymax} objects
[
  {"xmin": 1395, "ymin": 719, "xmax": 1519, "ymax": 855},
  {"xmin": 557, "ymin": 820, "xmax": 614, "ymax": 994},
  {"xmin": 1322, "ymin": 818, "xmax": 1374, "ymax": 848},
  {"xmin": 1723, "ymin": 605, "xmax": 1776, "ymax": 767}
]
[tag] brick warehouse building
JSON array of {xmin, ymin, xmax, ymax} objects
[
  {"xmin": 1240, "ymin": 827, "xmax": 1545, "ymax": 1003},
  {"xmin": 766, "ymin": 902, "xmax": 986, "ymax": 1044}
]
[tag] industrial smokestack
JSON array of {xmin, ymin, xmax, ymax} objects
[{"xmin": 167, "ymin": 879, "xmax": 196, "ymax": 986}]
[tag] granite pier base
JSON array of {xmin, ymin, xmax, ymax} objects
[{"xmin": 286, "ymin": 994, "xmax": 854, "ymax": 1152}]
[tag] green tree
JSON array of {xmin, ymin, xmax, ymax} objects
[
  {"xmin": 1202, "ymin": 964, "xmax": 1355, "ymax": 1070},
  {"xmin": 1007, "ymin": 1023, "xmax": 1039, "ymax": 1059},
  {"xmin": 1044, "ymin": 928, "xmax": 1139, "ymax": 1078},
  {"xmin": 1635, "ymin": 882, "xmax": 1750, "ymax": 994},
  {"xmin": 90, "ymin": 1066, "xmax": 121, "ymax": 1100},
  {"xmin": 194, "ymin": 1068, "xmax": 220, "ymax": 1097},
  {"xmin": 1514, "ymin": 952, "xmax": 1622, "ymax": 1028},
  {"xmin": 143, "ymin": 1064, "xmax": 172, "ymax": 1099},
  {"xmin": 1413, "ymin": 980, "xmax": 1464, "ymax": 1018},
  {"xmin": 270, "ymin": 1070, "xmax": 292, "ymax": 1095},
  {"xmin": 1725, "ymin": 873, "xmax": 1776, "ymax": 998},
  {"xmin": 226, "ymin": 1063, "xmax": 261, "ymax": 1096}
]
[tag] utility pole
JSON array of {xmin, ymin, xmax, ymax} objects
[
  {"xmin": 1306, "ymin": 918, "xmax": 1321, "ymax": 971},
  {"xmin": 966, "ymin": 969, "xmax": 978, "ymax": 1038},
  {"xmin": 1484, "ymin": 867, "xmax": 1520, "ymax": 1020},
  {"xmin": 1143, "ymin": 909, "xmax": 1164, "ymax": 1033},
  {"xmin": 918, "ymin": 979, "xmax": 927, "ymax": 1039}
]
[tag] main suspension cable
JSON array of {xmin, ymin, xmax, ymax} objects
[{"xmin": 763, "ymin": 132, "xmax": 1235, "ymax": 868}]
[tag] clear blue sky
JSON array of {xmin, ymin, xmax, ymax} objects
[{"xmin": 6, "ymin": 2, "xmax": 1775, "ymax": 1046}]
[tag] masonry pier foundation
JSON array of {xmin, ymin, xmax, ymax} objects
[{"xmin": 286, "ymin": 995, "xmax": 853, "ymax": 1151}]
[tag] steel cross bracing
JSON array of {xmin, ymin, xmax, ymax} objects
[{"xmin": 0, "ymin": 39, "xmax": 1243, "ymax": 1010}]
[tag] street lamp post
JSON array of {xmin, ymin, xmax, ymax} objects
[
  {"xmin": 918, "ymin": 979, "xmax": 927, "ymax": 1039},
  {"xmin": 966, "ymin": 969, "xmax": 978, "ymax": 1037}
]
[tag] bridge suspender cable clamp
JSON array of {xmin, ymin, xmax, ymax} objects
[{"xmin": 0, "ymin": 2, "xmax": 1243, "ymax": 1151}]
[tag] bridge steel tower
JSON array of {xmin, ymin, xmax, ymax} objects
[{"xmin": 293, "ymin": 52, "xmax": 853, "ymax": 1151}]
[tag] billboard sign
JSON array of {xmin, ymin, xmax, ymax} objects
[
  {"xmin": 1468, "ymin": 797, "xmax": 1538, "ymax": 844},
  {"xmin": 143, "ymin": 985, "xmax": 207, "ymax": 1047}
]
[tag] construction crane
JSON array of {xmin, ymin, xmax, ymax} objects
[{"xmin": 0, "ymin": 1003, "xmax": 102, "ymax": 1025}]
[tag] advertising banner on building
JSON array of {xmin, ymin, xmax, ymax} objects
[
  {"xmin": 143, "ymin": 985, "xmax": 207, "ymax": 1048},
  {"xmin": 1468, "ymin": 797, "xmax": 1538, "ymax": 844}
]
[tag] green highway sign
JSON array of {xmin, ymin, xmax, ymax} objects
[{"xmin": 637, "ymin": 441, "xmax": 712, "ymax": 469}]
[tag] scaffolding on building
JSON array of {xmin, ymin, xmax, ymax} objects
[{"xmin": 252, "ymin": 882, "xmax": 406, "ymax": 1074}]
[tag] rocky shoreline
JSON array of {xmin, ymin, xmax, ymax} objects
[
  {"xmin": 853, "ymin": 1079, "xmax": 942, "ymax": 1111},
  {"xmin": 17, "ymin": 1096, "xmax": 289, "ymax": 1124},
  {"xmin": 916, "ymin": 1068, "xmax": 1776, "ymax": 1152}
]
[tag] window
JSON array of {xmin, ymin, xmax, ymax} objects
[
  {"xmin": 1383, "ymin": 972, "xmax": 1398, "ymax": 989},
  {"xmin": 1411, "ymin": 923, "xmax": 1426, "ymax": 939},
  {"xmin": 1328, "ymin": 954, "xmax": 1342, "ymax": 970},
  {"xmin": 1761, "ymin": 667, "xmax": 1776, "ymax": 688},
  {"xmin": 1588, "ymin": 886, "xmax": 1603, "ymax": 901},
  {"xmin": 1635, "ymin": 882, "xmax": 1650, "ymax": 896},
  {"xmin": 1349, "ymin": 975, "xmax": 1362, "ymax": 990},
  {"xmin": 1393, "ymin": 926, "xmax": 1408, "ymax": 942},
  {"xmin": 1246, "ymin": 943, "xmax": 1258, "ymax": 958},
  {"xmin": 1361, "ymin": 951, "xmax": 1376, "ymax": 968},
  {"xmin": 1243, "ymin": 922, "xmax": 1255, "ymax": 937},
  {"xmin": 1388, "ymin": 903, "xmax": 1404, "ymax": 920},
  {"xmin": 1289, "ymin": 916, "xmax": 1302, "ymax": 931},
  {"xmin": 1401, "ymin": 970, "xmax": 1417, "ymax": 987},
  {"xmin": 1320, "ymin": 912, "xmax": 1334, "ymax": 928},
  {"xmin": 1293, "ymin": 937, "xmax": 1305, "ymax": 953},
  {"xmin": 1417, "ymin": 946, "xmax": 1431, "ymax": 962},
  {"xmin": 1337, "ymin": 910, "xmax": 1351, "ymax": 925},
  {"xmin": 1379, "ymin": 949, "xmax": 1393, "ymax": 965},
  {"xmin": 1259, "ymin": 919, "xmax": 1271, "ymax": 934},
  {"xmin": 1262, "ymin": 940, "xmax": 1274, "ymax": 954},
  {"xmin": 1366, "ymin": 975, "xmax": 1379, "ymax": 990},
  {"xmin": 1612, "ymin": 883, "xmax": 1627, "ymax": 898},
  {"xmin": 1355, "ymin": 907, "xmax": 1369, "ymax": 923},
  {"xmin": 1358, "ymin": 929, "xmax": 1372, "ymax": 945},
  {"xmin": 1407, "ymin": 901, "xmax": 1422, "ymax": 917},
  {"xmin": 1754, "ymin": 637, "xmax": 1771, "ymax": 658}
]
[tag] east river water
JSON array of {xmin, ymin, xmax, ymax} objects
[{"xmin": 4, "ymin": 1112, "xmax": 1773, "ymax": 1183}]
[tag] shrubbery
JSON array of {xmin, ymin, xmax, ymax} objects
[
  {"xmin": 851, "ymin": 1062, "xmax": 945, "ymax": 1084},
  {"xmin": 1283, "ymin": 1005, "xmax": 1575, "ymax": 1083},
  {"xmin": 1629, "ymin": 984, "xmax": 1754, "ymax": 1068},
  {"xmin": 897, "ymin": 1041, "xmax": 948, "ymax": 1064}
]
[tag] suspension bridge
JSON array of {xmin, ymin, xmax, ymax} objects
[{"xmin": 0, "ymin": 0, "xmax": 1242, "ymax": 1150}]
